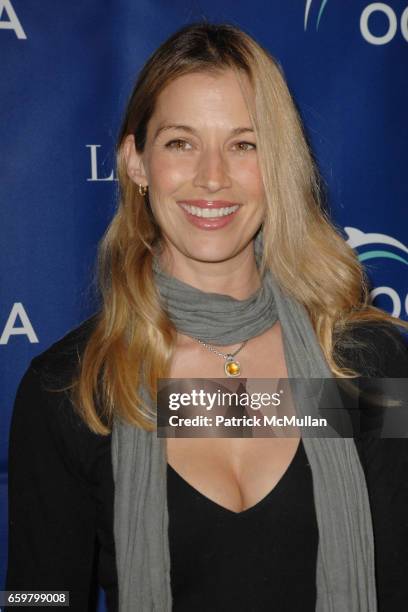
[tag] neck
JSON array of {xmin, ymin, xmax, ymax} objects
[{"xmin": 156, "ymin": 241, "xmax": 261, "ymax": 300}]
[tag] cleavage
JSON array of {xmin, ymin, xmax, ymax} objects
[{"xmin": 166, "ymin": 437, "xmax": 301, "ymax": 514}]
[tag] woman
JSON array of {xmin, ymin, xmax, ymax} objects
[{"xmin": 6, "ymin": 22, "xmax": 408, "ymax": 612}]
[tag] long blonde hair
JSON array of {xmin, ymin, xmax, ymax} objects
[{"xmin": 71, "ymin": 22, "xmax": 407, "ymax": 435}]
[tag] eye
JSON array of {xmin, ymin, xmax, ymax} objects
[
  {"xmin": 165, "ymin": 139, "xmax": 192, "ymax": 151},
  {"xmin": 234, "ymin": 141, "xmax": 256, "ymax": 152}
]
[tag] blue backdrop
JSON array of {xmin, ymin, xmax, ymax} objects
[{"xmin": 2, "ymin": 1, "xmax": 407, "ymax": 609}]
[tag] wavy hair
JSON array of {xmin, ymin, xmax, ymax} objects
[{"xmin": 71, "ymin": 21, "xmax": 408, "ymax": 434}]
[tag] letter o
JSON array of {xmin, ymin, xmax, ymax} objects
[
  {"xmin": 370, "ymin": 286, "xmax": 401, "ymax": 317},
  {"xmin": 360, "ymin": 3, "xmax": 398, "ymax": 45},
  {"xmin": 401, "ymin": 6, "xmax": 408, "ymax": 42}
]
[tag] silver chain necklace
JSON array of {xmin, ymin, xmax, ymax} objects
[{"xmin": 193, "ymin": 337, "xmax": 248, "ymax": 377}]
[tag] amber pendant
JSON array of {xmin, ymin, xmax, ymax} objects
[{"xmin": 224, "ymin": 355, "xmax": 241, "ymax": 377}]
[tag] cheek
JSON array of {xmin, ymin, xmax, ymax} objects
[
  {"xmin": 146, "ymin": 157, "xmax": 184, "ymax": 225},
  {"xmin": 148, "ymin": 153, "xmax": 192, "ymax": 192},
  {"xmin": 232, "ymin": 158, "xmax": 265, "ymax": 197}
]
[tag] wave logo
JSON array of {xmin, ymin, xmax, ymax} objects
[
  {"xmin": 304, "ymin": 1, "xmax": 408, "ymax": 43},
  {"xmin": 345, "ymin": 227, "xmax": 408, "ymax": 318},
  {"xmin": 304, "ymin": 0, "xmax": 330, "ymax": 31}
]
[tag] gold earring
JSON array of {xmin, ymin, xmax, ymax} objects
[{"xmin": 138, "ymin": 184, "xmax": 148, "ymax": 196}]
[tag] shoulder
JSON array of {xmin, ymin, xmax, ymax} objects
[
  {"xmin": 14, "ymin": 313, "xmax": 99, "ymax": 435},
  {"xmin": 335, "ymin": 320, "xmax": 408, "ymax": 377},
  {"xmin": 30, "ymin": 313, "xmax": 99, "ymax": 387},
  {"xmin": 11, "ymin": 313, "xmax": 108, "ymax": 480}
]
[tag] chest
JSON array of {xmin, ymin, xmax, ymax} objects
[{"xmin": 166, "ymin": 322, "xmax": 300, "ymax": 513}]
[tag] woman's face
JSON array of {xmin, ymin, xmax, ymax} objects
[{"xmin": 125, "ymin": 69, "xmax": 266, "ymax": 268}]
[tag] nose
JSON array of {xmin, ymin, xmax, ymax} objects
[{"xmin": 193, "ymin": 146, "xmax": 231, "ymax": 192}]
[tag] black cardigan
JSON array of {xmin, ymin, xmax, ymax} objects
[{"xmin": 5, "ymin": 316, "xmax": 408, "ymax": 611}]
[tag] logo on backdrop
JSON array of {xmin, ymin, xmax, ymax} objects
[
  {"xmin": 360, "ymin": 3, "xmax": 408, "ymax": 44},
  {"xmin": 345, "ymin": 227, "xmax": 408, "ymax": 318},
  {"xmin": 304, "ymin": 1, "xmax": 408, "ymax": 44},
  {"xmin": 0, "ymin": 303, "xmax": 38, "ymax": 345},
  {"xmin": 304, "ymin": 0, "xmax": 329, "ymax": 31},
  {"xmin": 0, "ymin": 0, "xmax": 26, "ymax": 39},
  {"xmin": 86, "ymin": 145, "xmax": 116, "ymax": 182}
]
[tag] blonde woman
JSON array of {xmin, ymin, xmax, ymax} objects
[{"xmin": 6, "ymin": 22, "xmax": 408, "ymax": 612}]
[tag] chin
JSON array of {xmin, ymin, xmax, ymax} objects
[{"xmin": 184, "ymin": 247, "xmax": 239, "ymax": 264}]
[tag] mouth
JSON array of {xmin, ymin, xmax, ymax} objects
[
  {"xmin": 176, "ymin": 200, "xmax": 241, "ymax": 230},
  {"xmin": 178, "ymin": 203, "xmax": 239, "ymax": 218}
]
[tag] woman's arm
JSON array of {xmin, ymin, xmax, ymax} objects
[
  {"xmin": 351, "ymin": 323, "xmax": 408, "ymax": 612},
  {"xmin": 5, "ymin": 362, "xmax": 99, "ymax": 611}
]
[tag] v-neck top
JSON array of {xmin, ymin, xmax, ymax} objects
[{"xmin": 167, "ymin": 438, "xmax": 318, "ymax": 611}]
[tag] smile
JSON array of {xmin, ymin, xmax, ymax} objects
[{"xmin": 179, "ymin": 204, "xmax": 239, "ymax": 218}]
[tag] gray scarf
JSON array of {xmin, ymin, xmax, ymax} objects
[{"xmin": 111, "ymin": 230, "xmax": 377, "ymax": 611}]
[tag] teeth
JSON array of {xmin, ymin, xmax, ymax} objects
[{"xmin": 180, "ymin": 204, "xmax": 239, "ymax": 218}]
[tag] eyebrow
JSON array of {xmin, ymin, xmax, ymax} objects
[{"xmin": 153, "ymin": 124, "xmax": 254, "ymax": 141}]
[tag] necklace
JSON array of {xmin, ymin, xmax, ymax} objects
[{"xmin": 194, "ymin": 337, "xmax": 248, "ymax": 377}]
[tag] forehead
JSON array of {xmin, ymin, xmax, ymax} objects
[{"xmin": 150, "ymin": 69, "xmax": 254, "ymax": 128}]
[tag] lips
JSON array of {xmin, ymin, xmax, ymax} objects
[
  {"xmin": 177, "ymin": 199, "xmax": 240, "ymax": 230},
  {"xmin": 177, "ymin": 199, "xmax": 240, "ymax": 208}
]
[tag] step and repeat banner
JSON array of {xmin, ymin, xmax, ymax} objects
[{"xmin": 1, "ymin": 1, "xmax": 407, "ymax": 609}]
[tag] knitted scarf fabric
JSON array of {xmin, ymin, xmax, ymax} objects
[{"xmin": 111, "ymin": 231, "xmax": 377, "ymax": 611}]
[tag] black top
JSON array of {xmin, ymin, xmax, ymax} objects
[
  {"xmin": 168, "ymin": 438, "xmax": 318, "ymax": 611},
  {"xmin": 5, "ymin": 316, "xmax": 408, "ymax": 611}
]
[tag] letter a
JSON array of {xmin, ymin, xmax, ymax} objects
[
  {"xmin": 0, "ymin": 303, "xmax": 39, "ymax": 344},
  {"xmin": 0, "ymin": 0, "xmax": 27, "ymax": 39}
]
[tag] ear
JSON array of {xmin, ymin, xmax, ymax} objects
[{"xmin": 122, "ymin": 134, "xmax": 148, "ymax": 186}]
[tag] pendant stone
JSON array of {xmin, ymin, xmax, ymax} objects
[{"xmin": 225, "ymin": 356, "xmax": 241, "ymax": 377}]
